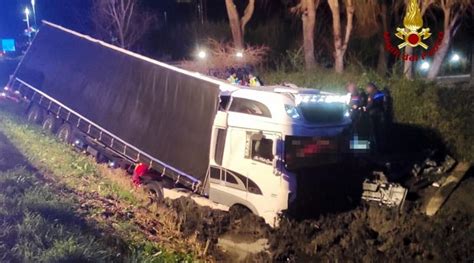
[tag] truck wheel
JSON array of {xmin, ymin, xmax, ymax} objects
[
  {"xmin": 142, "ymin": 180, "xmax": 164, "ymax": 205},
  {"xmin": 95, "ymin": 152, "xmax": 108, "ymax": 164},
  {"xmin": 57, "ymin": 123, "xmax": 73, "ymax": 144},
  {"xmin": 26, "ymin": 105, "xmax": 44, "ymax": 124},
  {"xmin": 229, "ymin": 204, "xmax": 252, "ymax": 220},
  {"xmin": 42, "ymin": 114, "xmax": 61, "ymax": 134}
]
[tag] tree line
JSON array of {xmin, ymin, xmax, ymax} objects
[{"xmin": 91, "ymin": 0, "xmax": 473, "ymax": 80}]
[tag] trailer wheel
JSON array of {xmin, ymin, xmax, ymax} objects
[
  {"xmin": 42, "ymin": 114, "xmax": 61, "ymax": 134},
  {"xmin": 142, "ymin": 180, "xmax": 164, "ymax": 205},
  {"xmin": 57, "ymin": 123, "xmax": 74, "ymax": 144},
  {"xmin": 26, "ymin": 105, "xmax": 44, "ymax": 124}
]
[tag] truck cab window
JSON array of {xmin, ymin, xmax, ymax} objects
[
  {"xmin": 219, "ymin": 96, "xmax": 231, "ymax": 111},
  {"xmin": 214, "ymin": 129, "xmax": 226, "ymax": 165},
  {"xmin": 251, "ymin": 138, "xmax": 274, "ymax": 164},
  {"xmin": 229, "ymin": 98, "xmax": 272, "ymax": 118},
  {"xmin": 210, "ymin": 166, "xmax": 221, "ymax": 180}
]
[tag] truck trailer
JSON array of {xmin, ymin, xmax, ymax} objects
[{"xmin": 6, "ymin": 22, "xmax": 351, "ymax": 225}]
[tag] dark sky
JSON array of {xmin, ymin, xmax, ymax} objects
[
  {"xmin": 0, "ymin": 0, "xmax": 93, "ymax": 38},
  {"xmin": 0, "ymin": 0, "xmax": 284, "ymax": 39}
]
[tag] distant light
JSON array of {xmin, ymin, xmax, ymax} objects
[
  {"xmin": 1, "ymin": 92, "xmax": 6, "ymax": 97},
  {"xmin": 450, "ymin": 53, "xmax": 460, "ymax": 63},
  {"xmin": 197, "ymin": 50, "xmax": 207, "ymax": 59},
  {"xmin": 14, "ymin": 90, "xmax": 20, "ymax": 94},
  {"xmin": 4, "ymin": 86, "xmax": 9, "ymax": 91},
  {"xmin": 236, "ymin": 51, "xmax": 244, "ymax": 58},
  {"xmin": 420, "ymin": 61, "xmax": 430, "ymax": 71},
  {"xmin": 24, "ymin": 7, "xmax": 30, "ymax": 16}
]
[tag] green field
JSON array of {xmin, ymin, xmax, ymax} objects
[{"xmin": 0, "ymin": 103, "xmax": 198, "ymax": 262}]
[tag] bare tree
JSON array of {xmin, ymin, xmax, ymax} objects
[
  {"xmin": 225, "ymin": 0, "xmax": 256, "ymax": 49},
  {"xmin": 426, "ymin": 0, "xmax": 473, "ymax": 79},
  {"xmin": 92, "ymin": 0, "xmax": 155, "ymax": 50},
  {"xmin": 291, "ymin": 0, "xmax": 321, "ymax": 70},
  {"xmin": 328, "ymin": 0, "xmax": 355, "ymax": 73},
  {"xmin": 180, "ymin": 38, "xmax": 269, "ymax": 74}
]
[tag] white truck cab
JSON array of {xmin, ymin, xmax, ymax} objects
[{"xmin": 207, "ymin": 84, "xmax": 351, "ymax": 225}]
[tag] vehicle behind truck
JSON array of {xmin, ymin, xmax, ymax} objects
[{"xmin": 6, "ymin": 21, "xmax": 351, "ymax": 225}]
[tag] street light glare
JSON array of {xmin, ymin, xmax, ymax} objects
[
  {"xmin": 450, "ymin": 53, "xmax": 460, "ymax": 63},
  {"xmin": 197, "ymin": 50, "xmax": 207, "ymax": 59},
  {"xmin": 420, "ymin": 61, "xmax": 430, "ymax": 71},
  {"xmin": 236, "ymin": 51, "xmax": 243, "ymax": 58},
  {"xmin": 24, "ymin": 8, "xmax": 30, "ymax": 16}
]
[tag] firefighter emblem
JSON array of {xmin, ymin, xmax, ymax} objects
[{"xmin": 395, "ymin": 0, "xmax": 431, "ymax": 49}]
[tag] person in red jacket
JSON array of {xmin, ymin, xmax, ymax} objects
[{"xmin": 132, "ymin": 163, "xmax": 164, "ymax": 205}]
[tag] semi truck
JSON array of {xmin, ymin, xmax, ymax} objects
[{"xmin": 6, "ymin": 21, "xmax": 351, "ymax": 225}]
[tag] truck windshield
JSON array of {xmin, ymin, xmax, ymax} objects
[{"xmin": 298, "ymin": 103, "xmax": 345, "ymax": 124}]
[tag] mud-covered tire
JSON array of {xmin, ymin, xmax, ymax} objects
[
  {"xmin": 142, "ymin": 180, "xmax": 164, "ymax": 204},
  {"xmin": 95, "ymin": 152, "xmax": 108, "ymax": 164},
  {"xmin": 42, "ymin": 114, "xmax": 61, "ymax": 134},
  {"xmin": 26, "ymin": 105, "xmax": 45, "ymax": 124},
  {"xmin": 229, "ymin": 204, "xmax": 252, "ymax": 220},
  {"xmin": 57, "ymin": 123, "xmax": 74, "ymax": 144}
]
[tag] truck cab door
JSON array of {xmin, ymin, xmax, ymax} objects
[{"xmin": 245, "ymin": 132, "xmax": 283, "ymax": 207}]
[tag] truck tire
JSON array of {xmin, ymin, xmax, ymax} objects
[
  {"xmin": 57, "ymin": 123, "xmax": 74, "ymax": 144},
  {"xmin": 26, "ymin": 105, "xmax": 44, "ymax": 124},
  {"xmin": 142, "ymin": 180, "xmax": 164, "ymax": 205},
  {"xmin": 229, "ymin": 204, "xmax": 252, "ymax": 220},
  {"xmin": 95, "ymin": 152, "xmax": 108, "ymax": 164},
  {"xmin": 42, "ymin": 114, "xmax": 61, "ymax": 134}
]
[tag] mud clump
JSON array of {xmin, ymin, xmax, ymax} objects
[
  {"xmin": 269, "ymin": 193, "xmax": 473, "ymax": 262},
  {"xmin": 166, "ymin": 196, "xmax": 270, "ymax": 259}
]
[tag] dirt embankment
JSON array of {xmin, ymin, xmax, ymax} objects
[{"xmin": 166, "ymin": 165, "xmax": 473, "ymax": 262}]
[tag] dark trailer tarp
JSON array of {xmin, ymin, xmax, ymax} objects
[{"xmin": 15, "ymin": 22, "xmax": 220, "ymax": 183}]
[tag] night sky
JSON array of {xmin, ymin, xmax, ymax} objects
[
  {"xmin": 0, "ymin": 0, "xmax": 284, "ymax": 38},
  {"xmin": 0, "ymin": 0, "xmax": 472, "ymax": 61}
]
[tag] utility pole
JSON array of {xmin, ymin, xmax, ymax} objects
[
  {"xmin": 24, "ymin": 7, "xmax": 31, "ymax": 42},
  {"xmin": 31, "ymin": 0, "xmax": 37, "ymax": 29},
  {"xmin": 471, "ymin": 43, "xmax": 474, "ymax": 87},
  {"xmin": 197, "ymin": 0, "xmax": 206, "ymax": 24}
]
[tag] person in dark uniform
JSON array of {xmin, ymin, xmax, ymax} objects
[
  {"xmin": 346, "ymin": 82, "xmax": 365, "ymax": 122},
  {"xmin": 364, "ymin": 82, "xmax": 386, "ymax": 153}
]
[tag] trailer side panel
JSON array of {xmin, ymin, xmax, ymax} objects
[{"xmin": 15, "ymin": 24, "xmax": 220, "ymax": 182}]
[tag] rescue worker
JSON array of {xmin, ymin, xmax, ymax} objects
[
  {"xmin": 227, "ymin": 69, "xmax": 239, "ymax": 84},
  {"xmin": 249, "ymin": 73, "xmax": 262, "ymax": 87},
  {"xmin": 346, "ymin": 82, "xmax": 365, "ymax": 121},
  {"xmin": 364, "ymin": 82, "xmax": 387, "ymax": 153}
]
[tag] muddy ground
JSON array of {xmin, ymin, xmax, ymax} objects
[
  {"xmin": 148, "ymin": 146, "xmax": 473, "ymax": 262},
  {"xmin": 168, "ymin": 164, "xmax": 473, "ymax": 262}
]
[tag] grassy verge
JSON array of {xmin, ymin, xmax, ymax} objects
[
  {"xmin": 0, "ymin": 103, "xmax": 198, "ymax": 262},
  {"xmin": 0, "ymin": 167, "xmax": 122, "ymax": 262}
]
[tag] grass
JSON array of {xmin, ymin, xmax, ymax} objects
[
  {"xmin": 0, "ymin": 168, "xmax": 119, "ymax": 262},
  {"xmin": 0, "ymin": 103, "xmax": 199, "ymax": 262}
]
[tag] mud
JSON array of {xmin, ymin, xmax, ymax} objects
[{"xmin": 164, "ymin": 162, "xmax": 473, "ymax": 262}]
